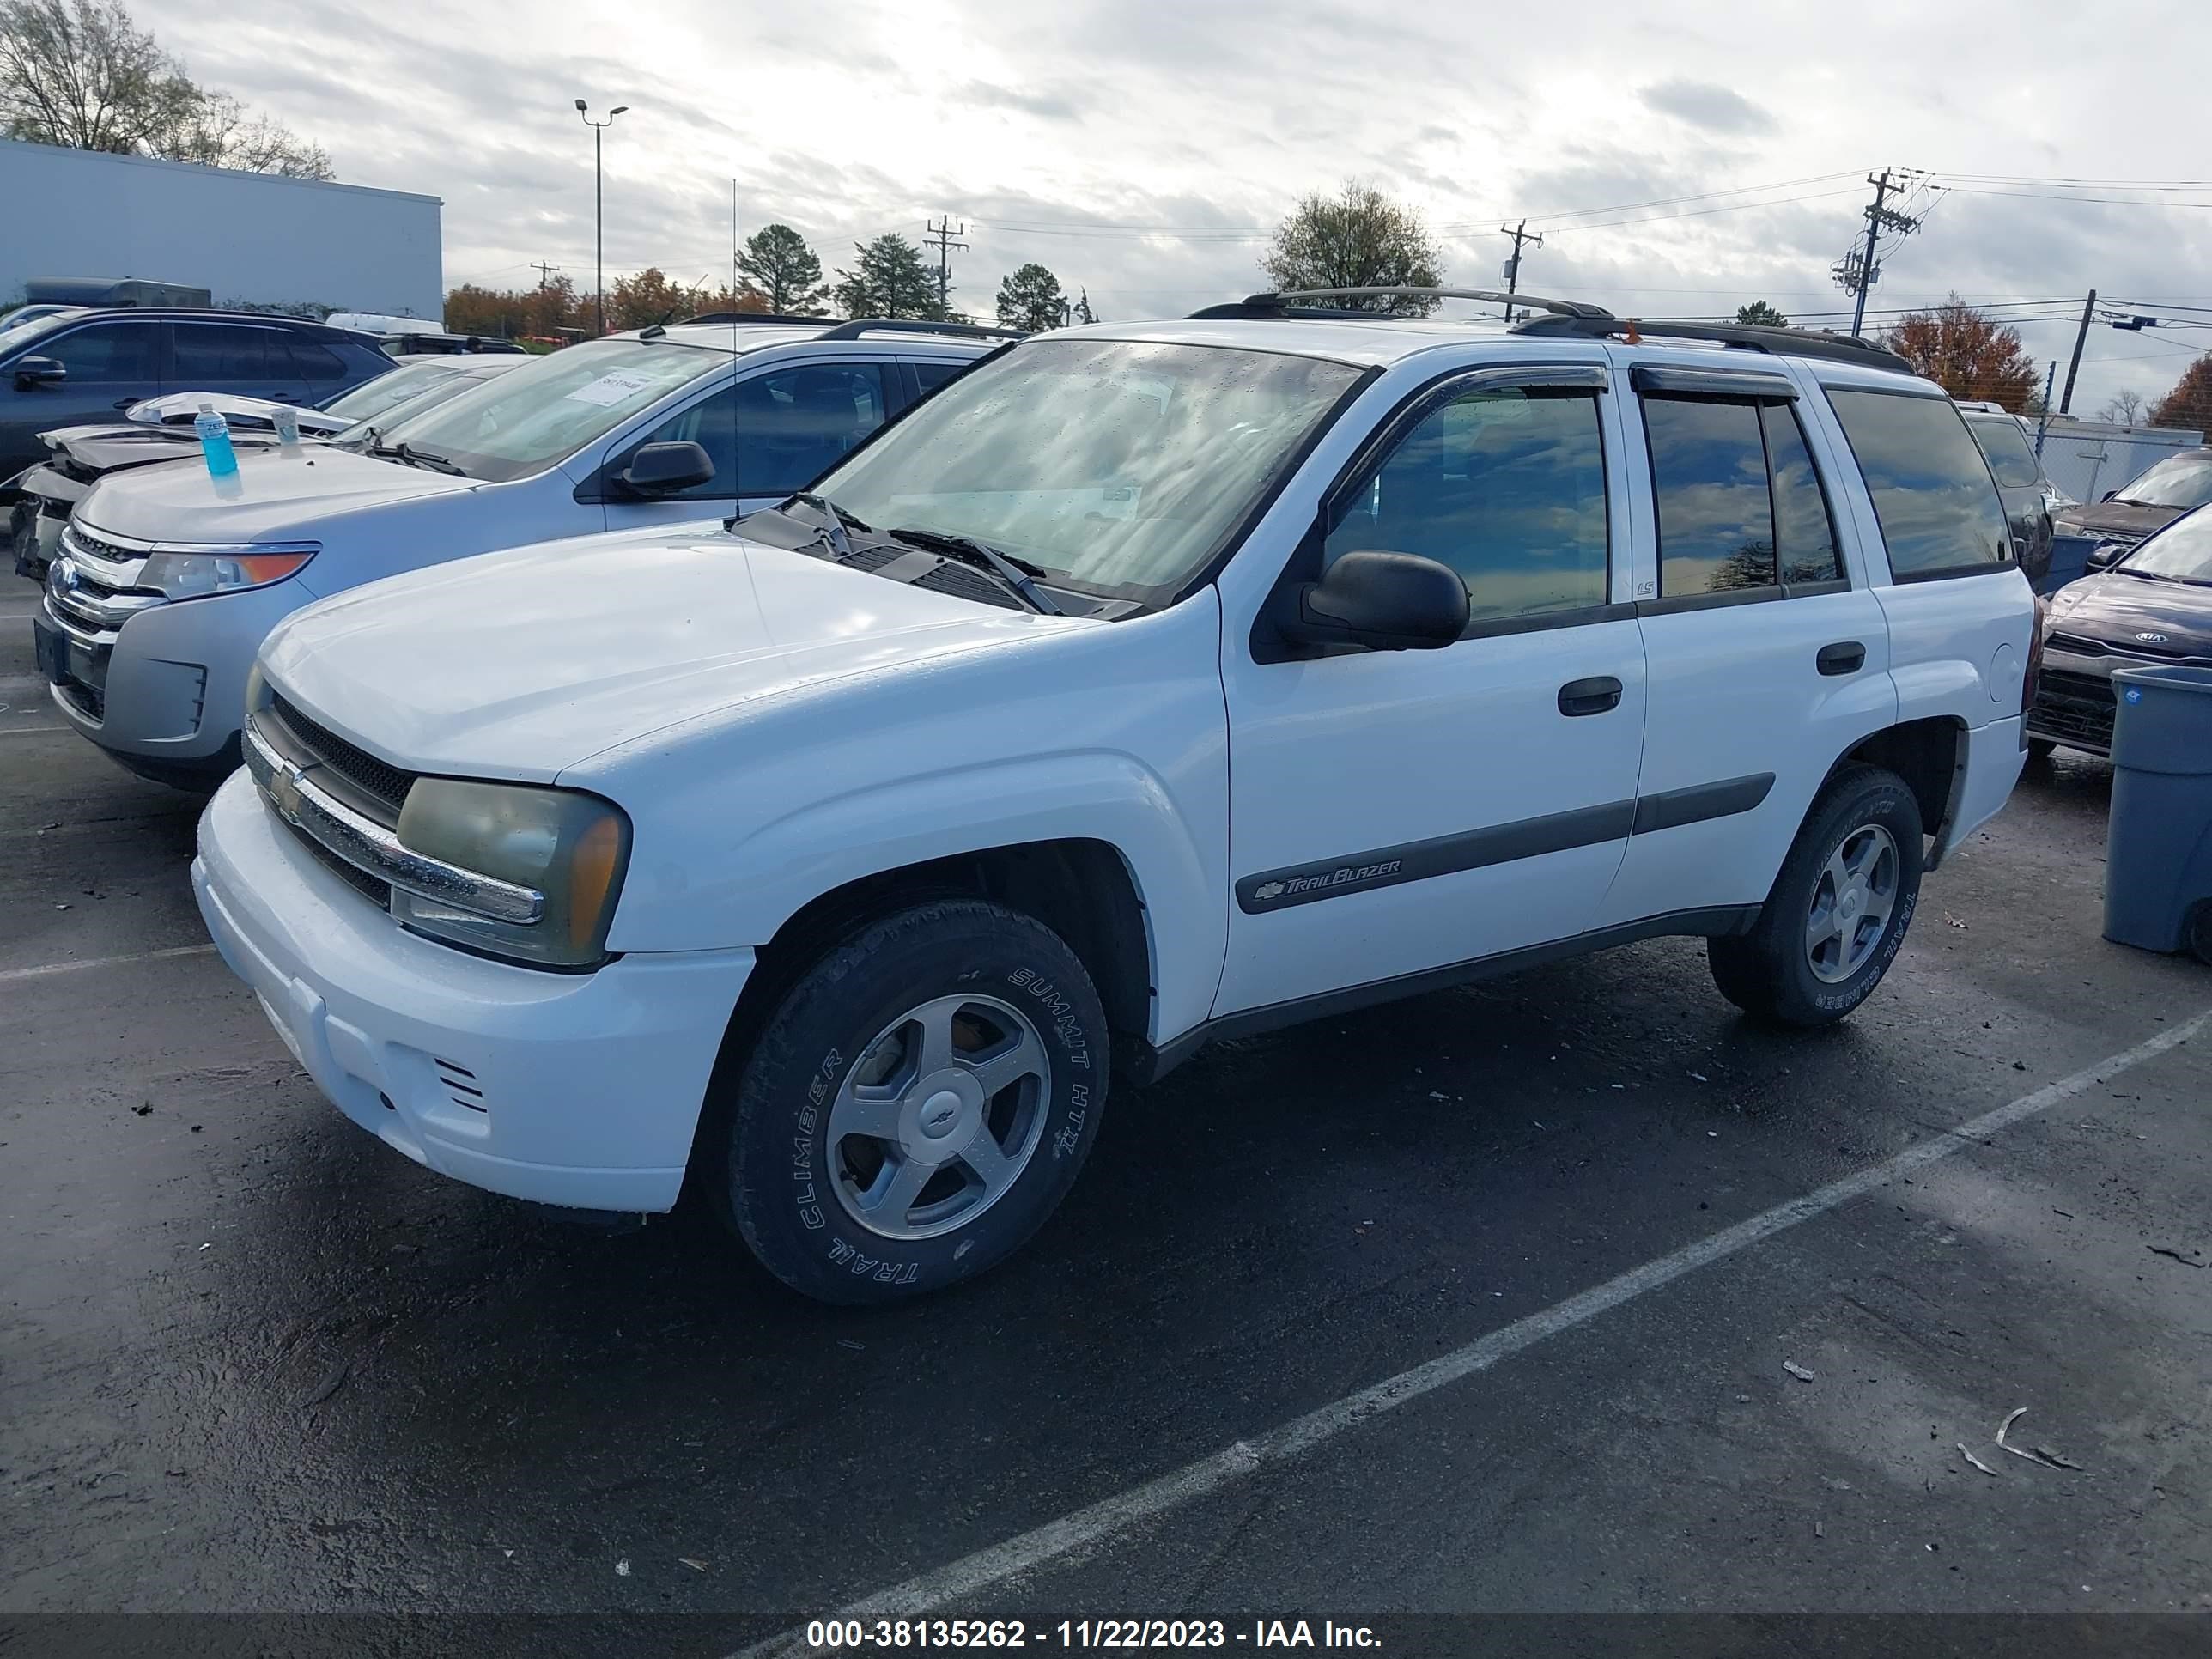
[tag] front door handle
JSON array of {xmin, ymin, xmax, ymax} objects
[
  {"xmin": 112, "ymin": 397, "xmax": 137, "ymax": 410},
  {"xmin": 1817, "ymin": 641, "xmax": 1866, "ymax": 677},
  {"xmin": 1559, "ymin": 675, "xmax": 1624, "ymax": 717}
]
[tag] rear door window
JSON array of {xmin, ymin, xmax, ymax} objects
[
  {"xmin": 1643, "ymin": 398, "xmax": 1776, "ymax": 596},
  {"xmin": 1825, "ymin": 388, "xmax": 2013, "ymax": 578}
]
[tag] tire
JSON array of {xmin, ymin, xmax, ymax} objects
[
  {"xmin": 2027, "ymin": 738, "xmax": 2058, "ymax": 761},
  {"xmin": 1708, "ymin": 764, "xmax": 1925, "ymax": 1026},
  {"xmin": 2187, "ymin": 902, "xmax": 2212, "ymax": 969},
  {"xmin": 715, "ymin": 899, "xmax": 1108, "ymax": 1304}
]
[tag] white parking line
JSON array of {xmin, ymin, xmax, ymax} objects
[
  {"xmin": 0, "ymin": 944, "xmax": 216, "ymax": 983},
  {"xmin": 731, "ymin": 1007, "xmax": 2211, "ymax": 1656},
  {"xmin": 0, "ymin": 726, "xmax": 66, "ymax": 736}
]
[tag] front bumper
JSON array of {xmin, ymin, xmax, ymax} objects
[
  {"xmin": 193, "ymin": 771, "xmax": 754, "ymax": 1212},
  {"xmin": 2027, "ymin": 647, "xmax": 2118, "ymax": 756},
  {"xmin": 40, "ymin": 574, "xmax": 310, "ymax": 782}
]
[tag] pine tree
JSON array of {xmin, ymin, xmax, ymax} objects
[
  {"xmin": 995, "ymin": 262, "xmax": 1067, "ymax": 331},
  {"xmin": 832, "ymin": 234, "xmax": 941, "ymax": 320},
  {"xmin": 735, "ymin": 224, "xmax": 828, "ymax": 314},
  {"xmin": 1735, "ymin": 300, "xmax": 1790, "ymax": 327}
]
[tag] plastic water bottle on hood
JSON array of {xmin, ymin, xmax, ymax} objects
[{"xmin": 194, "ymin": 401, "xmax": 239, "ymax": 479}]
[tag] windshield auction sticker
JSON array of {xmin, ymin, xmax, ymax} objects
[{"xmin": 563, "ymin": 369, "xmax": 659, "ymax": 407}]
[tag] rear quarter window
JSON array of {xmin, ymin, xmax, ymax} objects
[
  {"xmin": 1966, "ymin": 415, "xmax": 2042, "ymax": 488},
  {"xmin": 1825, "ymin": 388, "xmax": 2014, "ymax": 580}
]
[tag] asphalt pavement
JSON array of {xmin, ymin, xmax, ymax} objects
[{"xmin": 3, "ymin": 568, "xmax": 2209, "ymax": 1656}]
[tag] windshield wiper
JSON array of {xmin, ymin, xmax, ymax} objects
[
  {"xmin": 368, "ymin": 441, "xmax": 465, "ymax": 477},
  {"xmin": 887, "ymin": 526, "xmax": 1065, "ymax": 615},
  {"xmin": 785, "ymin": 491, "xmax": 871, "ymax": 556}
]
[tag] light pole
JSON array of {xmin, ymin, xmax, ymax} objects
[{"xmin": 574, "ymin": 99, "xmax": 627, "ymax": 336}]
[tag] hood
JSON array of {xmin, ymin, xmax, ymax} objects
[
  {"xmin": 2052, "ymin": 498, "xmax": 2180, "ymax": 542},
  {"xmin": 39, "ymin": 422, "xmax": 283, "ymax": 483},
  {"xmin": 261, "ymin": 529, "xmax": 1099, "ymax": 781},
  {"xmin": 2045, "ymin": 568, "xmax": 2212, "ymax": 659},
  {"xmin": 126, "ymin": 392, "xmax": 351, "ymax": 434},
  {"xmin": 75, "ymin": 443, "xmax": 475, "ymax": 544}
]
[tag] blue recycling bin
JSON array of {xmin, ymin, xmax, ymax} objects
[{"xmin": 2104, "ymin": 664, "xmax": 2212, "ymax": 962}]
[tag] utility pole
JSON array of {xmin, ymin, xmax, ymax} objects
[
  {"xmin": 1838, "ymin": 169, "xmax": 1921, "ymax": 338},
  {"xmin": 924, "ymin": 216, "xmax": 967, "ymax": 317},
  {"xmin": 2059, "ymin": 289, "xmax": 2098, "ymax": 415},
  {"xmin": 1498, "ymin": 221, "xmax": 1542, "ymax": 323},
  {"xmin": 531, "ymin": 260, "xmax": 561, "ymax": 288}
]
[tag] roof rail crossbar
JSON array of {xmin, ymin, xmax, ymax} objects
[
  {"xmin": 811, "ymin": 319, "xmax": 1025, "ymax": 342},
  {"xmin": 1511, "ymin": 314, "xmax": 1914, "ymax": 374},
  {"xmin": 1231, "ymin": 286, "xmax": 1616, "ymax": 321},
  {"xmin": 678, "ymin": 311, "xmax": 836, "ymax": 326}
]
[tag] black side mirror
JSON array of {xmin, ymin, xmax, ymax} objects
[
  {"xmin": 1281, "ymin": 550, "xmax": 1468, "ymax": 651},
  {"xmin": 2100, "ymin": 489, "xmax": 2118, "ymax": 502},
  {"xmin": 617, "ymin": 440, "xmax": 714, "ymax": 495},
  {"xmin": 2086, "ymin": 542, "xmax": 2124, "ymax": 572},
  {"xmin": 12, "ymin": 356, "xmax": 64, "ymax": 392}
]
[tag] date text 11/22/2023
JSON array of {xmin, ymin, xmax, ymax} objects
[{"xmin": 801, "ymin": 1618, "xmax": 1382, "ymax": 1649}]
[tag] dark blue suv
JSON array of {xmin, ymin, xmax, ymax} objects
[{"xmin": 0, "ymin": 308, "xmax": 391, "ymax": 478}]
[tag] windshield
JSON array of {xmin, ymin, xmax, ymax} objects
[
  {"xmin": 2122, "ymin": 506, "xmax": 2212, "ymax": 584},
  {"xmin": 372, "ymin": 337, "xmax": 722, "ymax": 481},
  {"xmin": 805, "ymin": 338, "xmax": 1364, "ymax": 596},
  {"xmin": 2116, "ymin": 452, "xmax": 2212, "ymax": 509},
  {"xmin": 319, "ymin": 361, "xmax": 458, "ymax": 422}
]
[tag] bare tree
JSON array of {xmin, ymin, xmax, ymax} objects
[
  {"xmin": 0, "ymin": 0, "xmax": 332, "ymax": 177},
  {"xmin": 2097, "ymin": 390, "xmax": 2146, "ymax": 427},
  {"xmin": 0, "ymin": 0, "xmax": 186, "ymax": 152}
]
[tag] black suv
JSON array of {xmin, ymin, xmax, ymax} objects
[{"xmin": 0, "ymin": 308, "xmax": 392, "ymax": 477}]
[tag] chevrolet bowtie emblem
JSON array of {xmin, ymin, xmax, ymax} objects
[{"xmin": 269, "ymin": 766, "xmax": 305, "ymax": 823}]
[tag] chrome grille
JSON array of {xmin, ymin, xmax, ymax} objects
[{"xmin": 265, "ymin": 692, "xmax": 417, "ymax": 822}]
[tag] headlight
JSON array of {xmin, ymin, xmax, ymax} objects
[
  {"xmin": 140, "ymin": 544, "xmax": 316, "ymax": 600},
  {"xmin": 390, "ymin": 779, "xmax": 630, "ymax": 969}
]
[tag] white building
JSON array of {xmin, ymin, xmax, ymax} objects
[{"xmin": 0, "ymin": 139, "xmax": 441, "ymax": 321}]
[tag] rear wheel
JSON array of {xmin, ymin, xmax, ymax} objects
[
  {"xmin": 714, "ymin": 899, "xmax": 1108, "ymax": 1304},
  {"xmin": 1709, "ymin": 765, "xmax": 1925, "ymax": 1026}
]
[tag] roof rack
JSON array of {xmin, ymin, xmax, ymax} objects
[
  {"xmin": 678, "ymin": 311, "xmax": 835, "ymax": 326},
  {"xmin": 811, "ymin": 319, "xmax": 1024, "ymax": 342},
  {"xmin": 1193, "ymin": 286, "xmax": 1615, "ymax": 321},
  {"xmin": 1510, "ymin": 314, "xmax": 1914, "ymax": 374}
]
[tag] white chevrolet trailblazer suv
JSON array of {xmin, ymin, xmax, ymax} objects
[{"xmin": 191, "ymin": 290, "xmax": 2038, "ymax": 1304}]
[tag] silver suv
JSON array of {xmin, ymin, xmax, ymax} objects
[{"xmin": 34, "ymin": 318, "xmax": 1006, "ymax": 787}]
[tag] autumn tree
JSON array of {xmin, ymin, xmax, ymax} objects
[
  {"xmin": 2149, "ymin": 356, "xmax": 2212, "ymax": 434},
  {"xmin": 1735, "ymin": 299, "xmax": 1790, "ymax": 327},
  {"xmin": 607, "ymin": 268, "xmax": 707, "ymax": 331},
  {"xmin": 1880, "ymin": 295, "xmax": 2038, "ymax": 410},
  {"xmin": 735, "ymin": 224, "xmax": 828, "ymax": 313},
  {"xmin": 1261, "ymin": 181, "xmax": 1443, "ymax": 316},
  {"xmin": 995, "ymin": 262, "xmax": 1067, "ymax": 331},
  {"xmin": 833, "ymin": 234, "xmax": 941, "ymax": 319},
  {"xmin": 444, "ymin": 276, "xmax": 586, "ymax": 342},
  {"xmin": 0, "ymin": 0, "xmax": 331, "ymax": 177}
]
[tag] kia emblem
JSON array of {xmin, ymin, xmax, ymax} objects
[{"xmin": 2136, "ymin": 631, "xmax": 2170, "ymax": 644}]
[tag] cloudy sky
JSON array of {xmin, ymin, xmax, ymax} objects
[{"xmin": 156, "ymin": 0, "xmax": 2212, "ymax": 414}]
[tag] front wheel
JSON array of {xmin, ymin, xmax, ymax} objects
[
  {"xmin": 1709, "ymin": 764, "xmax": 1925, "ymax": 1026},
  {"xmin": 716, "ymin": 900, "xmax": 1109, "ymax": 1304}
]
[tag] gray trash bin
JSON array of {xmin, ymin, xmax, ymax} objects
[{"xmin": 2104, "ymin": 664, "xmax": 2212, "ymax": 962}]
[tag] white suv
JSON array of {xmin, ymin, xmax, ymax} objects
[{"xmin": 191, "ymin": 289, "xmax": 2038, "ymax": 1303}]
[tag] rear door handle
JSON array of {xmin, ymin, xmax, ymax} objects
[
  {"xmin": 1559, "ymin": 675, "xmax": 1624, "ymax": 717},
  {"xmin": 1817, "ymin": 641, "xmax": 1866, "ymax": 677}
]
